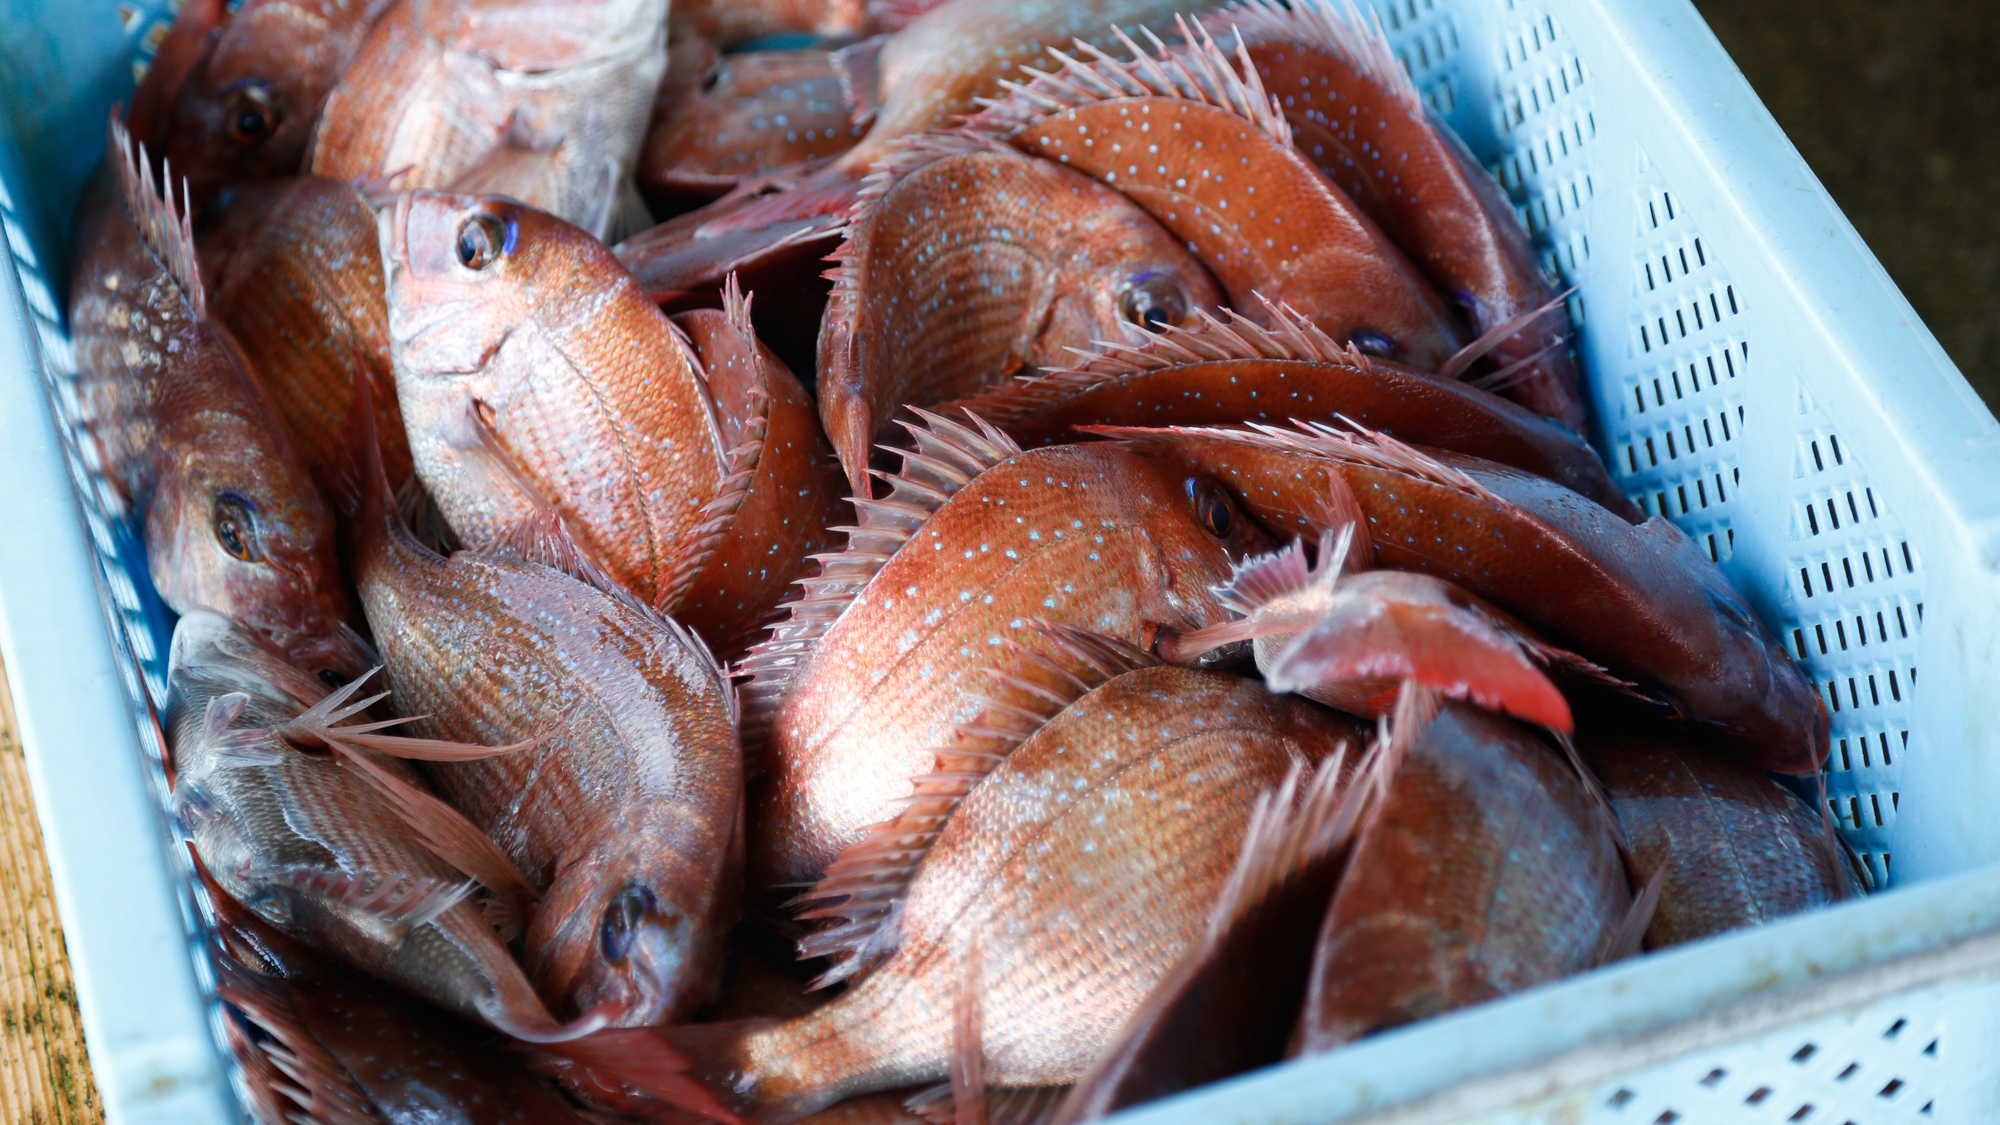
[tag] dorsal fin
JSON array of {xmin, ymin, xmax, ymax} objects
[
  {"xmin": 108, "ymin": 112, "xmax": 205, "ymax": 317},
  {"xmin": 734, "ymin": 409, "xmax": 1022, "ymax": 757},
  {"xmin": 1086, "ymin": 420, "xmax": 1510, "ymax": 508},
  {"xmin": 966, "ymin": 17, "xmax": 1290, "ymax": 150},
  {"xmin": 791, "ymin": 623, "xmax": 1157, "ymax": 987},
  {"xmin": 948, "ymin": 296, "xmax": 1369, "ymax": 431},
  {"xmin": 1215, "ymin": 0, "xmax": 1423, "ymax": 112}
]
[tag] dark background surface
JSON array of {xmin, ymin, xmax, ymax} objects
[{"xmin": 1688, "ymin": 0, "xmax": 2000, "ymax": 412}]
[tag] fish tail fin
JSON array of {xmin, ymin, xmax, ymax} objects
[
  {"xmin": 544, "ymin": 1023, "xmax": 774, "ymax": 1125},
  {"xmin": 833, "ymin": 34, "xmax": 887, "ymax": 125}
]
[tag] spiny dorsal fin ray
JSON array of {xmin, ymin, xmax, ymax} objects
[
  {"xmin": 108, "ymin": 111, "xmax": 206, "ymax": 317},
  {"xmin": 1086, "ymin": 419, "xmax": 1510, "ymax": 508},
  {"xmin": 966, "ymin": 16, "xmax": 1290, "ymax": 150},
  {"xmin": 945, "ymin": 296, "xmax": 1366, "ymax": 430},
  {"xmin": 1203, "ymin": 747, "xmax": 1366, "ymax": 947},
  {"xmin": 735, "ymin": 410, "xmax": 1022, "ymax": 758},
  {"xmin": 791, "ymin": 622, "xmax": 1157, "ymax": 987},
  {"xmin": 1215, "ymin": 0, "xmax": 1424, "ymax": 112}
]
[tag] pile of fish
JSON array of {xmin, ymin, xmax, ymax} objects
[{"xmin": 71, "ymin": 0, "xmax": 1859, "ymax": 1120}]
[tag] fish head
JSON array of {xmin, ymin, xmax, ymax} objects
[
  {"xmin": 384, "ymin": 192, "xmax": 589, "ymax": 380},
  {"xmin": 1039, "ymin": 185, "xmax": 1225, "ymax": 361},
  {"xmin": 161, "ymin": 0, "xmax": 365, "ymax": 199},
  {"xmin": 145, "ymin": 415, "xmax": 359, "ymax": 683},
  {"xmin": 526, "ymin": 819, "xmax": 732, "ymax": 1027}
]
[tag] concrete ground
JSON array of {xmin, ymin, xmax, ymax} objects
[{"xmin": 1689, "ymin": 0, "xmax": 2000, "ymax": 410}]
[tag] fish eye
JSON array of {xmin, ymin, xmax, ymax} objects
[
  {"xmin": 456, "ymin": 212, "xmax": 510, "ymax": 271},
  {"xmin": 212, "ymin": 494, "xmax": 262, "ymax": 562},
  {"xmin": 1185, "ymin": 478, "xmax": 1234, "ymax": 539},
  {"xmin": 1350, "ymin": 330, "xmax": 1398, "ymax": 359},
  {"xmin": 598, "ymin": 885, "xmax": 657, "ymax": 964},
  {"xmin": 223, "ymin": 82, "xmax": 281, "ymax": 145},
  {"xmin": 1119, "ymin": 275, "xmax": 1190, "ymax": 333}
]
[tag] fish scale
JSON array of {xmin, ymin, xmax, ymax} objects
[
  {"xmin": 662, "ymin": 666, "xmax": 1360, "ymax": 1122},
  {"xmin": 751, "ymin": 438, "xmax": 1268, "ymax": 892}
]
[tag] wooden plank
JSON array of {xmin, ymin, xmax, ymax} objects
[{"xmin": 0, "ymin": 659, "xmax": 104, "ymax": 1123}]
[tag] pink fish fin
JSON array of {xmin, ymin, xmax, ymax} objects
[
  {"xmin": 1267, "ymin": 589, "xmax": 1573, "ymax": 732},
  {"xmin": 1376, "ymin": 679, "xmax": 1440, "ymax": 790},
  {"xmin": 547, "ymin": 1025, "xmax": 763, "ymax": 1124},
  {"xmin": 794, "ymin": 620, "xmax": 1146, "ymax": 987},
  {"xmin": 737, "ymin": 410, "xmax": 1019, "ymax": 758},
  {"xmin": 1213, "ymin": 0, "xmax": 1424, "ymax": 111},
  {"xmin": 654, "ymin": 391, "xmax": 765, "ymax": 618},
  {"xmin": 1466, "ymin": 336, "xmax": 1569, "ymax": 398},
  {"xmin": 1440, "ymin": 287, "xmax": 1578, "ymax": 381},
  {"xmin": 964, "ymin": 15, "xmax": 1289, "ymax": 148},
  {"xmin": 215, "ymin": 954, "xmax": 380, "ymax": 1125},
  {"xmin": 867, "ymin": 0, "xmax": 948, "ymax": 32},
  {"xmin": 273, "ymin": 666, "xmax": 391, "ymax": 739},
  {"xmin": 696, "ymin": 175, "xmax": 861, "ymax": 240},
  {"xmin": 951, "ymin": 937, "xmax": 991, "ymax": 1125},
  {"xmin": 833, "ymin": 34, "xmax": 888, "ymax": 126},
  {"xmin": 325, "ymin": 369, "xmax": 394, "ymax": 527},
  {"xmin": 107, "ymin": 111, "xmax": 205, "ymax": 317},
  {"xmin": 325, "ymin": 741, "xmax": 538, "ymax": 939},
  {"xmin": 1164, "ymin": 526, "xmax": 1357, "ymax": 663},
  {"xmin": 1597, "ymin": 864, "xmax": 1664, "ymax": 965}
]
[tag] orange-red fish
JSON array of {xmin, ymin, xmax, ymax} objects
[
  {"xmin": 70, "ymin": 122, "xmax": 366, "ymax": 684},
  {"xmin": 1220, "ymin": 0, "xmax": 1586, "ymax": 427},
  {"xmin": 667, "ymin": 0, "xmax": 880, "ymax": 48},
  {"xmin": 335, "ymin": 384, "xmax": 744, "ymax": 1028},
  {"xmin": 1294, "ymin": 696, "xmax": 1631, "ymax": 1052},
  {"xmin": 310, "ymin": 0, "xmax": 667, "ymax": 234},
  {"xmin": 946, "ymin": 298, "xmax": 1634, "ymax": 517},
  {"xmin": 670, "ymin": 283, "xmax": 850, "ymax": 657},
  {"xmin": 1101, "ymin": 422, "xmax": 1829, "ymax": 774},
  {"xmin": 161, "ymin": 0, "xmax": 399, "ymax": 201},
  {"xmin": 629, "ymin": 658, "xmax": 1359, "ymax": 1122},
  {"xmin": 736, "ymin": 413, "xmax": 1272, "ymax": 892},
  {"xmin": 640, "ymin": 44, "xmax": 866, "ymax": 202},
  {"xmin": 966, "ymin": 26, "xmax": 1463, "ymax": 370},
  {"xmin": 1581, "ymin": 723, "xmax": 1860, "ymax": 948},
  {"xmin": 818, "ymin": 133, "xmax": 1225, "ymax": 495},
  {"xmin": 168, "ymin": 609, "xmax": 604, "ymax": 1043},
  {"xmin": 384, "ymin": 191, "xmax": 731, "ymax": 614},
  {"xmin": 196, "ymin": 175, "xmax": 411, "ymax": 489}
]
